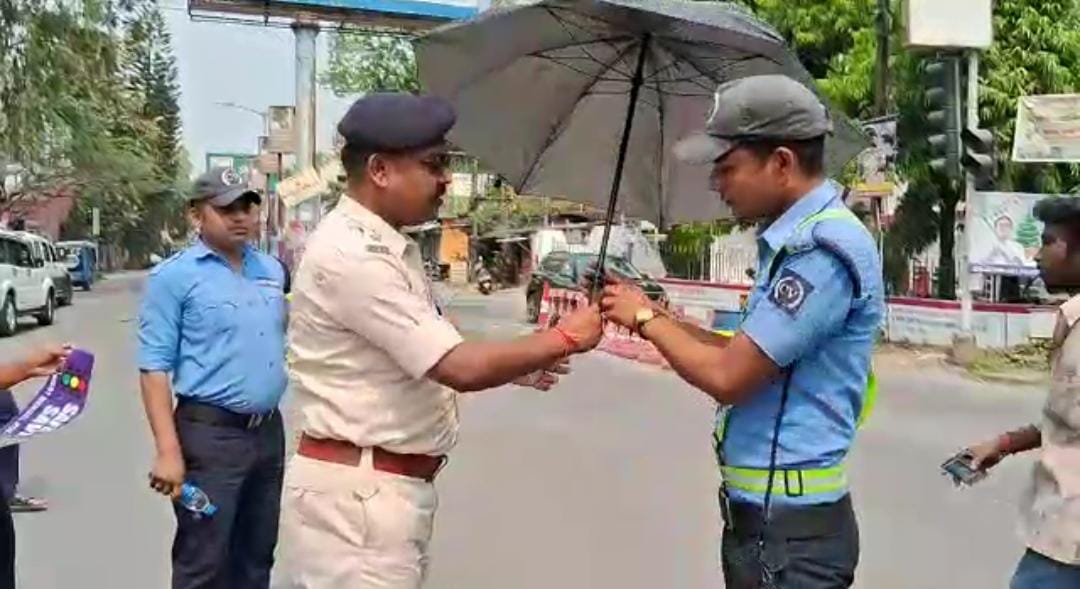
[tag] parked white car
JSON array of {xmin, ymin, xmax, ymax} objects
[
  {"xmin": 0, "ymin": 230, "xmax": 59, "ymax": 336},
  {"xmin": 18, "ymin": 232, "xmax": 73, "ymax": 307}
]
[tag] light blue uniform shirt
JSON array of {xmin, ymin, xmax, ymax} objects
[
  {"xmin": 138, "ymin": 240, "xmax": 288, "ymax": 414},
  {"xmin": 720, "ymin": 181, "xmax": 885, "ymax": 506}
]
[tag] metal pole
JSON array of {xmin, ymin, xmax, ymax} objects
[
  {"xmin": 292, "ymin": 21, "xmax": 319, "ymax": 224},
  {"xmin": 874, "ymin": 0, "xmax": 890, "ymax": 116},
  {"xmin": 593, "ymin": 34, "xmax": 649, "ymax": 299},
  {"xmin": 959, "ymin": 51, "xmax": 979, "ymax": 335}
]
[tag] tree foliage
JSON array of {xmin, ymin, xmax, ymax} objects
[
  {"xmin": 322, "ymin": 33, "xmax": 419, "ymax": 95},
  {"xmin": 734, "ymin": 0, "xmax": 1080, "ymax": 297},
  {"xmin": 0, "ymin": 0, "xmax": 186, "ymax": 264}
]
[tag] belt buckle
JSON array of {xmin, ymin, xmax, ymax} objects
[
  {"xmin": 246, "ymin": 413, "xmax": 265, "ymax": 430},
  {"xmin": 719, "ymin": 484, "xmax": 734, "ymax": 531}
]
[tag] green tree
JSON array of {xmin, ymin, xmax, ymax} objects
[
  {"xmin": 322, "ymin": 33, "xmax": 419, "ymax": 95},
  {"xmin": 0, "ymin": 0, "xmax": 186, "ymax": 265}
]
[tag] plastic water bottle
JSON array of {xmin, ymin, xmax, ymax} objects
[{"xmin": 177, "ymin": 483, "xmax": 218, "ymax": 518}]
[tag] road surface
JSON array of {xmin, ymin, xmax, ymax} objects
[{"xmin": 0, "ymin": 272, "xmax": 1040, "ymax": 588}]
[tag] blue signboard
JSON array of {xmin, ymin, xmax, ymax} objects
[{"xmin": 189, "ymin": 0, "xmax": 480, "ymax": 23}]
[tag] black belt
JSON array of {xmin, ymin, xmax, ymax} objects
[
  {"xmin": 724, "ymin": 494, "xmax": 853, "ymax": 540},
  {"xmin": 176, "ymin": 398, "xmax": 277, "ymax": 431}
]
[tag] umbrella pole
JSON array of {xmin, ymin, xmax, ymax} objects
[{"xmin": 592, "ymin": 34, "xmax": 650, "ymax": 301}]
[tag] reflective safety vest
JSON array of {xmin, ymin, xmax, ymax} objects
[{"xmin": 715, "ymin": 207, "xmax": 878, "ymax": 498}]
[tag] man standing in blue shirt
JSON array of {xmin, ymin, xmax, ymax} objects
[
  {"xmin": 138, "ymin": 167, "xmax": 288, "ymax": 589},
  {"xmin": 602, "ymin": 75, "xmax": 884, "ymax": 588}
]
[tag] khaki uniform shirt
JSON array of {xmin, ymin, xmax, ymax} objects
[
  {"xmin": 288, "ymin": 197, "xmax": 464, "ymax": 456},
  {"xmin": 1020, "ymin": 294, "xmax": 1080, "ymax": 564}
]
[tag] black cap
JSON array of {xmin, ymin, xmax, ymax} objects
[
  {"xmin": 337, "ymin": 93, "xmax": 456, "ymax": 152},
  {"xmin": 190, "ymin": 167, "xmax": 262, "ymax": 207}
]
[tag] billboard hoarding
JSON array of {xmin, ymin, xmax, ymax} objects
[
  {"xmin": 1012, "ymin": 94, "xmax": 1080, "ymax": 163},
  {"xmin": 968, "ymin": 191, "xmax": 1054, "ymax": 277}
]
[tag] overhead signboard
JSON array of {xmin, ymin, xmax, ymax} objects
[
  {"xmin": 266, "ymin": 105, "xmax": 296, "ymax": 154},
  {"xmin": 904, "ymin": 0, "xmax": 992, "ymax": 50},
  {"xmin": 188, "ymin": 0, "xmax": 480, "ymax": 29},
  {"xmin": 206, "ymin": 152, "xmax": 256, "ymax": 178},
  {"xmin": 1012, "ymin": 94, "xmax": 1080, "ymax": 163}
]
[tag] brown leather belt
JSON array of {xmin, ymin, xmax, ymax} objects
[{"xmin": 297, "ymin": 434, "xmax": 447, "ymax": 482}]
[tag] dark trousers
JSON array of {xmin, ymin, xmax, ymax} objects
[
  {"xmin": 0, "ymin": 390, "xmax": 19, "ymax": 501},
  {"xmin": 721, "ymin": 495, "xmax": 859, "ymax": 589},
  {"xmin": 1011, "ymin": 549, "xmax": 1080, "ymax": 589},
  {"xmin": 0, "ymin": 390, "xmax": 17, "ymax": 589},
  {"xmin": 172, "ymin": 408, "xmax": 284, "ymax": 589}
]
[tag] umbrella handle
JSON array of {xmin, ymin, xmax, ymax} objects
[{"xmin": 594, "ymin": 33, "xmax": 651, "ymax": 301}]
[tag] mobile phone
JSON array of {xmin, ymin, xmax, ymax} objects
[{"xmin": 941, "ymin": 451, "xmax": 987, "ymax": 487}]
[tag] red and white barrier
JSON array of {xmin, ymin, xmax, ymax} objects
[{"xmin": 544, "ymin": 287, "xmax": 670, "ymax": 369}]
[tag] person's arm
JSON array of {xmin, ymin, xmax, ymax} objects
[
  {"xmin": 140, "ymin": 372, "xmax": 184, "ymax": 498},
  {"xmin": 603, "ymin": 250, "xmax": 855, "ymax": 405},
  {"xmin": 430, "ymin": 307, "xmax": 600, "ymax": 392},
  {"xmin": 318, "ymin": 252, "xmax": 603, "ymax": 394},
  {"xmin": 968, "ymin": 424, "xmax": 1042, "ymax": 471},
  {"xmin": 137, "ymin": 269, "xmax": 185, "ymax": 498},
  {"xmin": 0, "ymin": 345, "xmax": 70, "ymax": 389}
]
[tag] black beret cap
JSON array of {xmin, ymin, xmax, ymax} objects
[{"xmin": 337, "ymin": 93, "xmax": 456, "ymax": 152}]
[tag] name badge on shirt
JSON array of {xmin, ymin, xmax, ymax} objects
[{"xmin": 367, "ymin": 244, "xmax": 391, "ymax": 255}]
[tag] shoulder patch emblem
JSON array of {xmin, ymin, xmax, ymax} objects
[{"xmin": 769, "ymin": 268, "xmax": 814, "ymax": 317}]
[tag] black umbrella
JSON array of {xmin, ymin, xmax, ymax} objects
[{"xmin": 416, "ymin": 0, "xmax": 866, "ymax": 295}]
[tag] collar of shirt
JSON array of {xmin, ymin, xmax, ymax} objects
[
  {"xmin": 337, "ymin": 196, "xmax": 412, "ymax": 258},
  {"xmin": 757, "ymin": 181, "xmax": 837, "ymax": 256},
  {"xmin": 191, "ymin": 238, "xmax": 257, "ymax": 269}
]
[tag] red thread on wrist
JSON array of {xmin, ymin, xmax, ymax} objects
[
  {"xmin": 551, "ymin": 326, "xmax": 579, "ymax": 355},
  {"xmin": 997, "ymin": 433, "xmax": 1013, "ymax": 456}
]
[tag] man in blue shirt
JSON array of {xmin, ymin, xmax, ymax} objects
[
  {"xmin": 138, "ymin": 167, "xmax": 288, "ymax": 589},
  {"xmin": 602, "ymin": 75, "xmax": 884, "ymax": 588}
]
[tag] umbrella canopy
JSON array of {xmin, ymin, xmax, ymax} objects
[{"xmin": 416, "ymin": 0, "xmax": 867, "ymax": 227}]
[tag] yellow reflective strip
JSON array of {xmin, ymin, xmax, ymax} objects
[
  {"xmin": 720, "ymin": 464, "xmax": 846, "ymax": 482},
  {"xmin": 723, "ymin": 476, "xmax": 849, "ymax": 496},
  {"xmin": 797, "ymin": 208, "xmax": 860, "ymax": 231},
  {"xmin": 857, "ymin": 369, "xmax": 878, "ymax": 429}
]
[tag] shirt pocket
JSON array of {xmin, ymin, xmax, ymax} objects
[{"xmin": 185, "ymin": 295, "xmax": 240, "ymax": 337}]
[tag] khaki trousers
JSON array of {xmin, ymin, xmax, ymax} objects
[{"xmin": 278, "ymin": 450, "xmax": 438, "ymax": 588}]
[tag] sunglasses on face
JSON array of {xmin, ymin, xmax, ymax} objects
[{"xmin": 415, "ymin": 152, "xmax": 452, "ymax": 175}]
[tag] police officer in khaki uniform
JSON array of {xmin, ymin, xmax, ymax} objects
[{"xmin": 279, "ymin": 93, "xmax": 604, "ymax": 588}]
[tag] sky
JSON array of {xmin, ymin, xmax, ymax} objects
[{"xmin": 161, "ymin": 3, "xmax": 359, "ymax": 175}]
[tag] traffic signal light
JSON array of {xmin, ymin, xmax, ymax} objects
[
  {"xmin": 961, "ymin": 127, "xmax": 996, "ymax": 182},
  {"xmin": 923, "ymin": 58, "xmax": 960, "ymax": 179}
]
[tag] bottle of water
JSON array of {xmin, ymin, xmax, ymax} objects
[{"xmin": 177, "ymin": 483, "xmax": 218, "ymax": 518}]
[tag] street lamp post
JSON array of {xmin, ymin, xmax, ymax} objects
[{"xmin": 215, "ymin": 101, "xmax": 269, "ymax": 136}]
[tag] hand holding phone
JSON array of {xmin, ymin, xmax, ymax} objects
[{"xmin": 941, "ymin": 451, "xmax": 988, "ymax": 487}]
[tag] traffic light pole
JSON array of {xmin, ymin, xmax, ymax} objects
[{"xmin": 958, "ymin": 51, "xmax": 980, "ymax": 346}]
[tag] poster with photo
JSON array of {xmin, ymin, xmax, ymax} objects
[{"xmin": 968, "ymin": 192, "xmax": 1051, "ymax": 277}]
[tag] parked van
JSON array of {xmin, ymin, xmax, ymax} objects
[
  {"xmin": 0, "ymin": 230, "xmax": 59, "ymax": 336},
  {"xmin": 18, "ymin": 232, "xmax": 74, "ymax": 307}
]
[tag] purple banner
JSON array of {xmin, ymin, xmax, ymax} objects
[{"xmin": 0, "ymin": 349, "xmax": 94, "ymax": 448}]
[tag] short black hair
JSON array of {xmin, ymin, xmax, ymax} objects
[
  {"xmin": 341, "ymin": 143, "xmax": 375, "ymax": 181},
  {"xmin": 1034, "ymin": 197, "xmax": 1080, "ymax": 249},
  {"xmin": 739, "ymin": 136, "xmax": 826, "ymax": 176}
]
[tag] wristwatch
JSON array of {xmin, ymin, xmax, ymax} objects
[{"xmin": 634, "ymin": 307, "xmax": 657, "ymax": 334}]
